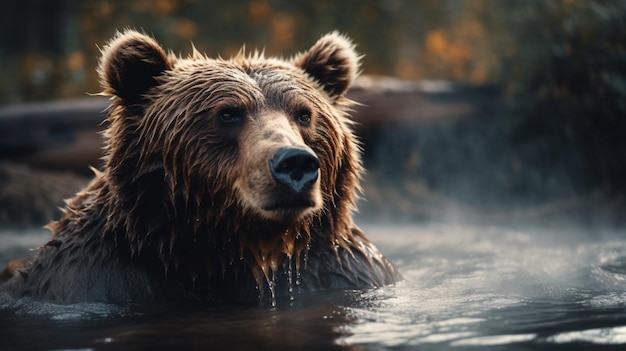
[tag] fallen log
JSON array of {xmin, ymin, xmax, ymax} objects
[{"xmin": 0, "ymin": 97, "xmax": 108, "ymax": 172}]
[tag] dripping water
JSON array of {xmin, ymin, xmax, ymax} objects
[
  {"xmin": 303, "ymin": 249, "xmax": 309, "ymax": 270},
  {"xmin": 287, "ymin": 256, "xmax": 294, "ymax": 301},
  {"xmin": 268, "ymin": 269, "xmax": 277, "ymax": 307}
]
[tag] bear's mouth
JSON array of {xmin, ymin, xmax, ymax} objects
[{"xmin": 262, "ymin": 197, "xmax": 316, "ymax": 212}]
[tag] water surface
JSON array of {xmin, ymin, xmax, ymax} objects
[{"xmin": 2, "ymin": 223, "xmax": 626, "ymax": 350}]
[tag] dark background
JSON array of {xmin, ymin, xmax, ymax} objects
[{"xmin": 0, "ymin": 0, "xmax": 625, "ymax": 226}]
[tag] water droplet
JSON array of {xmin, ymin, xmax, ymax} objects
[
  {"xmin": 287, "ymin": 256, "xmax": 294, "ymax": 301},
  {"xmin": 268, "ymin": 273, "xmax": 277, "ymax": 307}
]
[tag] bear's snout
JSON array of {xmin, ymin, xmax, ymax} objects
[{"xmin": 269, "ymin": 146, "xmax": 320, "ymax": 195}]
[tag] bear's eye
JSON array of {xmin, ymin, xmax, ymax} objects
[
  {"xmin": 218, "ymin": 108, "xmax": 244, "ymax": 124},
  {"xmin": 296, "ymin": 109, "xmax": 312, "ymax": 126}
]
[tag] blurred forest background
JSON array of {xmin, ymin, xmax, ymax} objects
[{"xmin": 0, "ymin": 0, "xmax": 625, "ymax": 226}]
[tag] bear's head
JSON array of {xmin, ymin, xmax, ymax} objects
[{"xmin": 97, "ymin": 30, "xmax": 362, "ymax": 291}]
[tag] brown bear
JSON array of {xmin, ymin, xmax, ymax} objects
[{"xmin": 0, "ymin": 30, "xmax": 401, "ymax": 304}]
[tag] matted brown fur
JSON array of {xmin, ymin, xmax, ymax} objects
[{"xmin": 0, "ymin": 30, "xmax": 401, "ymax": 303}]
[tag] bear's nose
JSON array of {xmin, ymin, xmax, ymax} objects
[{"xmin": 269, "ymin": 146, "xmax": 320, "ymax": 194}]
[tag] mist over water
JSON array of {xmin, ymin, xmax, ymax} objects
[
  {"xmin": 2, "ymin": 222, "xmax": 626, "ymax": 350},
  {"xmin": 342, "ymin": 222, "xmax": 626, "ymax": 348}
]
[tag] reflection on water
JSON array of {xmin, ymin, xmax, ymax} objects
[
  {"xmin": 547, "ymin": 326, "xmax": 626, "ymax": 344},
  {"xmin": 2, "ymin": 223, "xmax": 626, "ymax": 350}
]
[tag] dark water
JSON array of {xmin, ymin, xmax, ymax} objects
[{"xmin": 2, "ymin": 223, "xmax": 626, "ymax": 350}]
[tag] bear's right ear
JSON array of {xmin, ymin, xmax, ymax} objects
[{"xmin": 98, "ymin": 30, "xmax": 171, "ymax": 105}]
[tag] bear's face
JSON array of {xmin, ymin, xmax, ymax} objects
[{"xmin": 98, "ymin": 31, "xmax": 361, "ymax": 229}]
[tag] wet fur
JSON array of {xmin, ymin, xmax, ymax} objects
[{"xmin": 0, "ymin": 30, "xmax": 400, "ymax": 303}]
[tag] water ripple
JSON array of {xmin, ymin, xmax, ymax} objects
[{"xmin": 547, "ymin": 326, "xmax": 626, "ymax": 345}]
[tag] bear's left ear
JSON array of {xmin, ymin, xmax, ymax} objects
[
  {"xmin": 293, "ymin": 32, "xmax": 360, "ymax": 101},
  {"xmin": 98, "ymin": 30, "xmax": 172, "ymax": 105}
]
